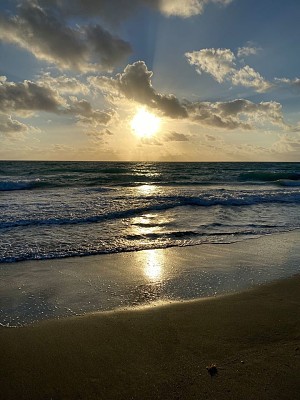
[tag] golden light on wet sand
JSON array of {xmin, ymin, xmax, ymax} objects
[{"xmin": 144, "ymin": 249, "xmax": 164, "ymax": 281}]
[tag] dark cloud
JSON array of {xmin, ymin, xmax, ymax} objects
[
  {"xmin": 0, "ymin": 77, "xmax": 114, "ymax": 128},
  {"xmin": 0, "ymin": 1, "xmax": 132, "ymax": 71},
  {"xmin": 91, "ymin": 61, "xmax": 188, "ymax": 118},
  {"xmin": 0, "ymin": 79, "xmax": 63, "ymax": 114},
  {"xmin": 187, "ymin": 99, "xmax": 287, "ymax": 130},
  {"xmin": 84, "ymin": 24, "xmax": 132, "ymax": 69},
  {"xmin": 216, "ymin": 99, "xmax": 285, "ymax": 127},
  {"xmin": 38, "ymin": 0, "xmax": 234, "ymax": 20},
  {"xmin": 91, "ymin": 62, "xmax": 290, "ymax": 130}
]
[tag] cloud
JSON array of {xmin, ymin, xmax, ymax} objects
[
  {"xmin": 85, "ymin": 128, "xmax": 114, "ymax": 140},
  {"xmin": 165, "ymin": 131, "xmax": 190, "ymax": 141},
  {"xmin": 0, "ymin": 76, "xmax": 114, "ymax": 128},
  {"xmin": 140, "ymin": 137, "xmax": 162, "ymax": 146},
  {"xmin": 271, "ymin": 134, "xmax": 300, "ymax": 154},
  {"xmin": 0, "ymin": 114, "xmax": 30, "ymax": 136},
  {"xmin": 204, "ymin": 134, "xmax": 217, "ymax": 141},
  {"xmin": 39, "ymin": 0, "xmax": 234, "ymax": 19},
  {"xmin": 274, "ymin": 77, "xmax": 300, "ymax": 92},
  {"xmin": 237, "ymin": 44, "xmax": 261, "ymax": 58},
  {"xmin": 0, "ymin": 78, "xmax": 65, "ymax": 115},
  {"xmin": 188, "ymin": 99, "xmax": 287, "ymax": 130},
  {"xmin": 185, "ymin": 48, "xmax": 235, "ymax": 82},
  {"xmin": 91, "ymin": 61, "xmax": 290, "ymax": 131},
  {"xmin": 68, "ymin": 97, "xmax": 115, "ymax": 127},
  {"xmin": 0, "ymin": 1, "xmax": 132, "ymax": 72},
  {"xmin": 90, "ymin": 61, "xmax": 188, "ymax": 118},
  {"xmin": 152, "ymin": 0, "xmax": 233, "ymax": 17},
  {"xmin": 185, "ymin": 48, "xmax": 272, "ymax": 92},
  {"xmin": 231, "ymin": 65, "xmax": 272, "ymax": 92},
  {"xmin": 37, "ymin": 73, "xmax": 90, "ymax": 94}
]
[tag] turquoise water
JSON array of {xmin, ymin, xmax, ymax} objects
[{"xmin": 1, "ymin": 161, "xmax": 300, "ymax": 263}]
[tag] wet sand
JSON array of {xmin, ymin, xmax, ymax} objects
[
  {"xmin": 1, "ymin": 230, "xmax": 300, "ymax": 326},
  {"xmin": 1, "ymin": 273, "xmax": 300, "ymax": 399}
]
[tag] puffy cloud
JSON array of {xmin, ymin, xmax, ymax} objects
[
  {"xmin": 188, "ymin": 101, "xmax": 252, "ymax": 130},
  {"xmin": 91, "ymin": 62, "xmax": 290, "ymax": 131},
  {"xmin": 0, "ymin": 1, "xmax": 132, "ymax": 72},
  {"xmin": 188, "ymin": 99, "xmax": 287, "ymax": 130},
  {"xmin": 185, "ymin": 48, "xmax": 235, "ymax": 82},
  {"xmin": 0, "ymin": 78, "xmax": 65, "ymax": 115},
  {"xmin": 185, "ymin": 47, "xmax": 272, "ymax": 92},
  {"xmin": 90, "ymin": 61, "xmax": 188, "ymax": 118},
  {"xmin": 231, "ymin": 65, "xmax": 272, "ymax": 92},
  {"xmin": 0, "ymin": 76, "xmax": 113, "ymax": 128}
]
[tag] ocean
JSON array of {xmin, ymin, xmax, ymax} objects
[
  {"xmin": 1, "ymin": 161, "xmax": 300, "ymax": 263},
  {"xmin": 1, "ymin": 161, "xmax": 300, "ymax": 326}
]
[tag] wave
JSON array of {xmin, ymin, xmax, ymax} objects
[
  {"xmin": 0, "ymin": 180, "xmax": 60, "ymax": 191},
  {"xmin": 239, "ymin": 171, "xmax": 300, "ymax": 183},
  {"xmin": 277, "ymin": 179, "xmax": 300, "ymax": 187},
  {"xmin": 1, "ymin": 191, "xmax": 299, "ymax": 230},
  {"xmin": 2, "ymin": 226, "xmax": 298, "ymax": 264}
]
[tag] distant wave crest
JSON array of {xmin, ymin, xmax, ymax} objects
[
  {"xmin": 239, "ymin": 171, "xmax": 300, "ymax": 183},
  {"xmin": 0, "ymin": 180, "xmax": 56, "ymax": 191}
]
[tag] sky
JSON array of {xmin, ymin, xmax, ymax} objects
[{"xmin": 0, "ymin": 0, "xmax": 300, "ymax": 161}]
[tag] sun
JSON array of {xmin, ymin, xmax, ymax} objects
[{"xmin": 131, "ymin": 108, "xmax": 160, "ymax": 138}]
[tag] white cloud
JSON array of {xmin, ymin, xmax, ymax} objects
[
  {"xmin": 231, "ymin": 65, "xmax": 272, "ymax": 92},
  {"xmin": 185, "ymin": 48, "xmax": 235, "ymax": 82},
  {"xmin": 274, "ymin": 77, "xmax": 300, "ymax": 91},
  {"xmin": 185, "ymin": 47, "xmax": 272, "ymax": 92},
  {"xmin": 237, "ymin": 44, "xmax": 261, "ymax": 58}
]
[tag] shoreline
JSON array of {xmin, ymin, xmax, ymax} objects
[
  {"xmin": 1, "ymin": 229, "xmax": 300, "ymax": 327},
  {"xmin": 1, "ymin": 274, "xmax": 300, "ymax": 399}
]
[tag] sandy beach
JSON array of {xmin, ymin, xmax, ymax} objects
[{"xmin": 1, "ymin": 270, "xmax": 300, "ymax": 399}]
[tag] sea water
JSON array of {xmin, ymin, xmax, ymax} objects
[
  {"xmin": 1, "ymin": 161, "xmax": 300, "ymax": 326},
  {"xmin": 1, "ymin": 161, "xmax": 300, "ymax": 263}
]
